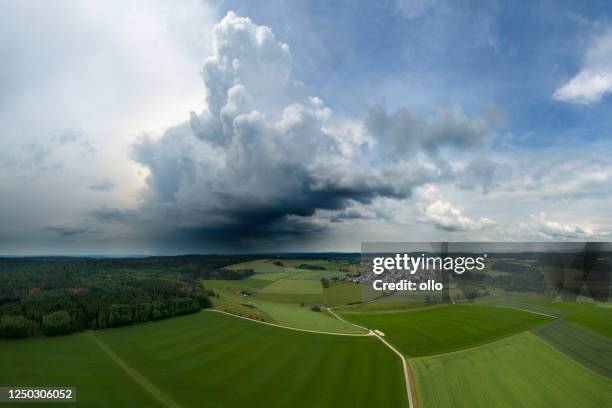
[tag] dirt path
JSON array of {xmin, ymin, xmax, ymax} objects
[
  {"xmin": 209, "ymin": 309, "xmax": 373, "ymax": 336},
  {"xmin": 90, "ymin": 334, "xmax": 182, "ymax": 408},
  {"xmin": 213, "ymin": 307, "xmax": 414, "ymax": 407},
  {"xmin": 328, "ymin": 306, "xmax": 416, "ymax": 408}
]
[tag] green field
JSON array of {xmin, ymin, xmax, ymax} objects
[
  {"xmin": 252, "ymin": 300, "xmax": 366, "ymax": 333},
  {"xmin": 223, "ymin": 259, "xmax": 357, "ymax": 301},
  {"xmin": 412, "ymin": 332, "xmax": 612, "ymax": 407},
  {"xmin": 0, "ymin": 312, "xmax": 405, "ymax": 407},
  {"xmin": 509, "ymin": 301, "xmax": 612, "ymax": 337},
  {"xmin": 534, "ymin": 320, "xmax": 612, "ymax": 378},
  {"xmin": 322, "ymin": 281, "xmax": 364, "ymax": 307},
  {"xmin": 342, "ymin": 304, "xmax": 552, "ymax": 356},
  {"xmin": 567, "ymin": 304, "xmax": 612, "ymax": 337},
  {"xmin": 261, "ymin": 278, "xmax": 323, "ymax": 294},
  {"xmin": 0, "ymin": 333, "xmax": 160, "ymax": 407},
  {"xmin": 342, "ymin": 300, "xmax": 431, "ymax": 313}
]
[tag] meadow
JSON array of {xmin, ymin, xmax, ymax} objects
[{"xmin": 341, "ymin": 304, "xmax": 552, "ymax": 356}]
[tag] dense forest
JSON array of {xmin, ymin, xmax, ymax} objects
[{"xmin": 0, "ymin": 255, "xmax": 256, "ymax": 339}]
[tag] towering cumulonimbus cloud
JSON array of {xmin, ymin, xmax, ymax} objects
[{"xmin": 127, "ymin": 12, "xmax": 500, "ymax": 246}]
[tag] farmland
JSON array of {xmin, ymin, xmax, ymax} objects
[
  {"xmin": 341, "ymin": 304, "xmax": 552, "ymax": 356},
  {"xmin": 0, "ymin": 311, "xmax": 406, "ymax": 407},
  {"xmin": 205, "ymin": 259, "xmax": 367, "ymax": 333},
  {"xmin": 533, "ymin": 320, "xmax": 612, "ymax": 378},
  {"xmin": 412, "ymin": 332, "xmax": 612, "ymax": 407},
  {"xmin": 0, "ymin": 255, "xmax": 610, "ymax": 407}
]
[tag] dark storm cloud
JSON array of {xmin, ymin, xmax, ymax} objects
[
  {"xmin": 120, "ymin": 12, "xmax": 504, "ymax": 249},
  {"xmin": 45, "ymin": 225, "xmax": 101, "ymax": 237},
  {"xmin": 329, "ymin": 210, "xmax": 372, "ymax": 223}
]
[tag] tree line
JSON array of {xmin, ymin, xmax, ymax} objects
[{"xmin": 0, "ymin": 255, "xmax": 255, "ymax": 339}]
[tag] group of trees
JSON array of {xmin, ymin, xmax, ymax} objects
[
  {"xmin": 208, "ymin": 269, "xmax": 255, "ymax": 280},
  {"xmin": 298, "ymin": 264, "xmax": 326, "ymax": 270},
  {"xmin": 0, "ymin": 256, "xmax": 254, "ymax": 339}
]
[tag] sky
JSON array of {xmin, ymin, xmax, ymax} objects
[{"xmin": 1, "ymin": 0, "xmax": 612, "ymax": 254}]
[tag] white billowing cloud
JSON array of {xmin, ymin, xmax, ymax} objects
[
  {"xmin": 125, "ymin": 11, "xmax": 505, "ymax": 249},
  {"xmin": 553, "ymin": 29, "xmax": 612, "ymax": 104},
  {"xmin": 422, "ymin": 201, "xmax": 496, "ymax": 232},
  {"xmin": 520, "ymin": 212, "xmax": 595, "ymax": 240},
  {"xmin": 489, "ymin": 144, "xmax": 612, "ymax": 201}
]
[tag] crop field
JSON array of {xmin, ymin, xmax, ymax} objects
[
  {"xmin": 251, "ymin": 300, "xmax": 365, "ymax": 333},
  {"xmin": 322, "ymin": 281, "xmax": 364, "ymax": 307},
  {"xmin": 223, "ymin": 259, "xmax": 357, "ymax": 302},
  {"xmin": 0, "ymin": 312, "xmax": 405, "ymax": 407},
  {"xmin": 0, "ymin": 333, "xmax": 161, "ymax": 407},
  {"xmin": 533, "ymin": 320, "xmax": 612, "ymax": 378},
  {"xmin": 412, "ymin": 332, "xmax": 612, "ymax": 407},
  {"xmin": 260, "ymin": 277, "xmax": 323, "ymax": 294},
  {"xmin": 1, "ymin": 254, "xmax": 609, "ymax": 408},
  {"xmin": 342, "ymin": 304, "xmax": 552, "ymax": 356},
  {"xmin": 566, "ymin": 304, "xmax": 612, "ymax": 337}
]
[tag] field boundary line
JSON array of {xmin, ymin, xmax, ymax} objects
[
  {"xmin": 90, "ymin": 334, "xmax": 182, "ymax": 408},
  {"xmin": 326, "ymin": 307, "xmax": 370, "ymax": 332},
  {"xmin": 533, "ymin": 320, "xmax": 612, "ymax": 381},
  {"xmin": 208, "ymin": 309, "xmax": 372, "ymax": 336},
  {"xmin": 493, "ymin": 304, "xmax": 559, "ymax": 319},
  {"xmin": 328, "ymin": 307, "xmax": 415, "ymax": 408}
]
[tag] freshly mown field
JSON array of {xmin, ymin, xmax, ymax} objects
[
  {"xmin": 411, "ymin": 332, "xmax": 612, "ymax": 408},
  {"xmin": 342, "ymin": 304, "xmax": 552, "ymax": 356},
  {"xmin": 0, "ymin": 312, "xmax": 405, "ymax": 407},
  {"xmin": 533, "ymin": 320, "xmax": 612, "ymax": 378}
]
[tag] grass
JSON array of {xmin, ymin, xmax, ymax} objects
[
  {"xmin": 412, "ymin": 332, "xmax": 612, "ymax": 407},
  {"xmin": 95, "ymin": 311, "xmax": 405, "ymax": 407},
  {"xmin": 342, "ymin": 304, "xmax": 552, "ymax": 356},
  {"xmin": 252, "ymin": 292, "xmax": 323, "ymax": 304},
  {"xmin": 533, "ymin": 320, "xmax": 612, "ymax": 378},
  {"xmin": 0, "ymin": 312, "xmax": 405, "ymax": 407},
  {"xmin": 261, "ymin": 278, "xmax": 323, "ymax": 295},
  {"xmin": 207, "ymin": 278, "xmax": 363, "ymax": 333},
  {"xmin": 342, "ymin": 300, "xmax": 431, "ymax": 313},
  {"xmin": 516, "ymin": 300, "xmax": 611, "ymax": 337},
  {"xmin": 567, "ymin": 304, "xmax": 612, "ymax": 338},
  {"xmin": 322, "ymin": 281, "xmax": 364, "ymax": 307},
  {"xmin": 251, "ymin": 300, "xmax": 366, "ymax": 333},
  {"xmin": 0, "ymin": 333, "xmax": 161, "ymax": 407}
]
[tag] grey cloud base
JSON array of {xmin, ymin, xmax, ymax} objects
[{"xmin": 122, "ymin": 12, "xmax": 504, "ymax": 249}]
